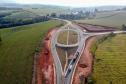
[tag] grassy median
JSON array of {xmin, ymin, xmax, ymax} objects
[
  {"xmin": 57, "ymin": 30, "xmax": 78, "ymax": 45},
  {"xmin": 56, "ymin": 30, "xmax": 78, "ymax": 70}
]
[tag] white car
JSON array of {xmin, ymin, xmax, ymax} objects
[{"xmin": 69, "ymin": 65, "xmax": 73, "ymax": 69}]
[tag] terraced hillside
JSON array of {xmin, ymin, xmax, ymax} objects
[{"xmin": 0, "ymin": 20, "xmax": 62, "ymax": 84}]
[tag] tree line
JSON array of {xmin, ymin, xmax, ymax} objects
[
  {"xmin": 122, "ymin": 24, "xmax": 126, "ymax": 30},
  {"xmin": 49, "ymin": 10, "xmax": 96, "ymax": 20},
  {"xmin": 0, "ymin": 16, "xmax": 50, "ymax": 28},
  {"xmin": 0, "ymin": 7, "xmax": 22, "ymax": 10}
]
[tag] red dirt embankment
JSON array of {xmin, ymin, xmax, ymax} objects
[
  {"xmin": 36, "ymin": 29, "xmax": 58, "ymax": 84},
  {"xmin": 73, "ymin": 37, "xmax": 96, "ymax": 84}
]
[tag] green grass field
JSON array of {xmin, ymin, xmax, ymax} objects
[
  {"xmin": 76, "ymin": 11, "xmax": 126, "ymax": 83},
  {"xmin": 57, "ymin": 31, "xmax": 68, "ymax": 44},
  {"xmin": 76, "ymin": 11, "xmax": 126, "ymax": 29},
  {"xmin": 26, "ymin": 7, "xmax": 70, "ymax": 16},
  {"xmin": 92, "ymin": 34, "xmax": 126, "ymax": 84},
  {"xmin": 94, "ymin": 11, "xmax": 119, "ymax": 19},
  {"xmin": 57, "ymin": 30, "xmax": 78, "ymax": 45},
  {"xmin": 0, "ymin": 20, "xmax": 62, "ymax": 84},
  {"xmin": 3, "ymin": 10, "xmax": 37, "ymax": 21}
]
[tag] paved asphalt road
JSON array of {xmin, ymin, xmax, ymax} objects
[
  {"xmin": 50, "ymin": 18, "xmax": 126, "ymax": 84},
  {"xmin": 50, "ymin": 19, "xmax": 73, "ymax": 84},
  {"xmin": 50, "ymin": 28, "xmax": 63, "ymax": 84},
  {"xmin": 64, "ymin": 27, "xmax": 88, "ymax": 84}
]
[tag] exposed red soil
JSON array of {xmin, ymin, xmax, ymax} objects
[
  {"xmin": 72, "ymin": 23, "xmax": 118, "ymax": 84},
  {"xmin": 72, "ymin": 37, "xmax": 96, "ymax": 84},
  {"xmin": 36, "ymin": 28, "xmax": 58, "ymax": 84},
  {"xmin": 36, "ymin": 23, "xmax": 117, "ymax": 84},
  {"xmin": 75, "ymin": 22, "xmax": 118, "ymax": 32}
]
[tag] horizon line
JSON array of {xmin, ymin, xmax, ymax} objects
[{"xmin": 0, "ymin": 2, "xmax": 126, "ymax": 8}]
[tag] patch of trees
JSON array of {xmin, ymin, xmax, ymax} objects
[
  {"xmin": 0, "ymin": 16, "xmax": 50, "ymax": 28},
  {"xmin": 122, "ymin": 24, "xmax": 126, "ymax": 30},
  {"xmin": 58, "ymin": 12, "xmax": 95, "ymax": 20},
  {"xmin": 87, "ymin": 76, "xmax": 96, "ymax": 84},
  {"xmin": 50, "ymin": 13, "xmax": 57, "ymax": 18},
  {"xmin": 58, "ymin": 14, "xmax": 84, "ymax": 20},
  {"xmin": 0, "ymin": 36, "xmax": 1, "ymax": 42},
  {"xmin": 121, "ymin": 7, "xmax": 126, "ymax": 11},
  {"xmin": 49, "ymin": 13, "xmax": 86, "ymax": 20},
  {"xmin": 0, "ymin": 35, "xmax": 1, "ymax": 41},
  {"xmin": 0, "ymin": 7, "xmax": 22, "ymax": 10},
  {"xmin": 0, "ymin": 13, "xmax": 12, "ymax": 18},
  {"xmin": 49, "ymin": 10, "xmax": 96, "ymax": 20}
]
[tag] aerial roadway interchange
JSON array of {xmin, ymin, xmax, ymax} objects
[{"xmin": 50, "ymin": 18, "xmax": 126, "ymax": 84}]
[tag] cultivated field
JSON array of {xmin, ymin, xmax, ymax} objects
[
  {"xmin": 91, "ymin": 34, "xmax": 126, "ymax": 84},
  {"xmin": 0, "ymin": 20, "xmax": 62, "ymax": 84},
  {"xmin": 76, "ymin": 11, "xmax": 126, "ymax": 29},
  {"xmin": 3, "ymin": 10, "xmax": 37, "ymax": 20},
  {"xmin": 26, "ymin": 7, "xmax": 70, "ymax": 16},
  {"xmin": 94, "ymin": 11, "xmax": 119, "ymax": 19},
  {"xmin": 76, "ymin": 11, "xmax": 126, "ymax": 83}
]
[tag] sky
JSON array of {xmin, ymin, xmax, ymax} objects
[{"xmin": 1, "ymin": 0, "xmax": 126, "ymax": 7}]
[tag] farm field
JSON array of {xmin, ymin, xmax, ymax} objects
[
  {"xmin": 92, "ymin": 34, "xmax": 126, "ymax": 84},
  {"xmin": 76, "ymin": 11, "xmax": 126, "ymax": 29},
  {"xmin": 94, "ymin": 11, "xmax": 119, "ymax": 19},
  {"xmin": 0, "ymin": 5, "xmax": 70, "ymax": 29},
  {"xmin": 76, "ymin": 10, "xmax": 126, "ymax": 83},
  {"xmin": 0, "ymin": 8, "xmax": 48, "ymax": 28},
  {"xmin": 25, "ymin": 7, "xmax": 70, "ymax": 16},
  {"xmin": 0, "ymin": 20, "xmax": 62, "ymax": 84},
  {"xmin": 3, "ymin": 10, "xmax": 38, "ymax": 21}
]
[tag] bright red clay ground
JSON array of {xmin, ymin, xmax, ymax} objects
[
  {"xmin": 36, "ymin": 28, "xmax": 58, "ymax": 84},
  {"xmin": 73, "ymin": 37, "xmax": 96, "ymax": 84},
  {"xmin": 36, "ymin": 23, "xmax": 116, "ymax": 84}
]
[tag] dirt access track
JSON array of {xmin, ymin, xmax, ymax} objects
[{"xmin": 36, "ymin": 28, "xmax": 58, "ymax": 84}]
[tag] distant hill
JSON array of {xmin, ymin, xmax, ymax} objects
[
  {"xmin": 0, "ymin": 3, "xmax": 71, "ymax": 15},
  {"xmin": 0, "ymin": 3, "xmax": 69, "ymax": 9},
  {"xmin": 0, "ymin": 3, "xmax": 126, "ymax": 11},
  {"xmin": 95, "ymin": 6, "xmax": 126, "ymax": 11},
  {"xmin": 76, "ymin": 11, "xmax": 126, "ymax": 29},
  {"xmin": 0, "ymin": 3, "xmax": 24, "ymax": 8},
  {"xmin": 72, "ymin": 6, "xmax": 126, "ymax": 12}
]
